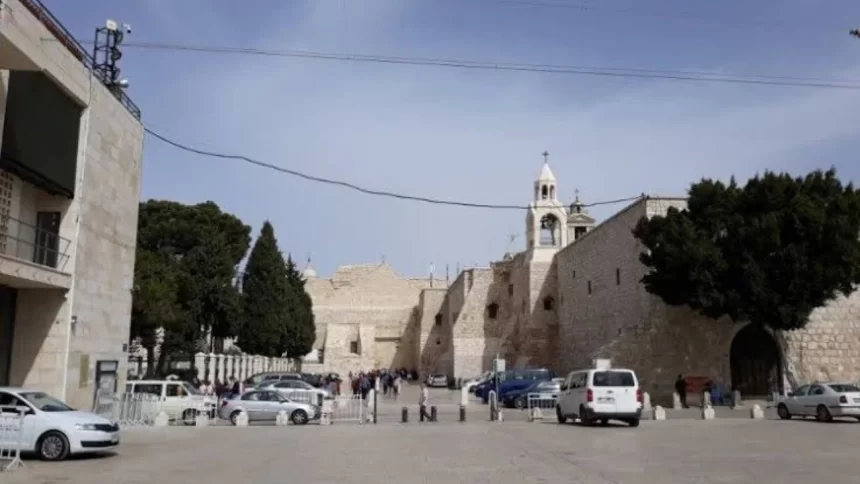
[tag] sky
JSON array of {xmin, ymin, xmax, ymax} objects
[{"xmin": 44, "ymin": 0, "xmax": 860, "ymax": 278}]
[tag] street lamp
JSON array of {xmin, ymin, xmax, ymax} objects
[{"xmin": 851, "ymin": 28, "xmax": 860, "ymax": 38}]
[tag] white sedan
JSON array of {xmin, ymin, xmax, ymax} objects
[
  {"xmin": 0, "ymin": 387, "xmax": 120, "ymax": 461},
  {"xmin": 776, "ymin": 382, "xmax": 860, "ymax": 422}
]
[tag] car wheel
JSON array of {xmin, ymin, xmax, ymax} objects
[
  {"xmin": 777, "ymin": 404, "xmax": 792, "ymax": 420},
  {"xmin": 628, "ymin": 418, "xmax": 640, "ymax": 428},
  {"xmin": 291, "ymin": 409, "xmax": 309, "ymax": 425},
  {"xmin": 816, "ymin": 405, "xmax": 832, "ymax": 423},
  {"xmin": 579, "ymin": 405, "xmax": 593, "ymax": 426},
  {"xmin": 514, "ymin": 397, "xmax": 526, "ymax": 410},
  {"xmin": 230, "ymin": 410, "xmax": 242, "ymax": 426},
  {"xmin": 37, "ymin": 431, "xmax": 70, "ymax": 461},
  {"xmin": 182, "ymin": 408, "xmax": 198, "ymax": 426},
  {"xmin": 556, "ymin": 405, "xmax": 567, "ymax": 424}
]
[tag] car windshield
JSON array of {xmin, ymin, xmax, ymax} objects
[
  {"xmin": 830, "ymin": 384, "xmax": 860, "ymax": 393},
  {"xmin": 536, "ymin": 382, "xmax": 559, "ymax": 391},
  {"xmin": 19, "ymin": 392, "xmax": 74, "ymax": 412},
  {"xmin": 182, "ymin": 382, "xmax": 201, "ymax": 395}
]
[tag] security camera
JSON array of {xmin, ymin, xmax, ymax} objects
[
  {"xmin": 123, "ymin": 23, "xmax": 132, "ymax": 34},
  {"xmin": 116, "ymin": 79, "xmax": 130, "ymax": 89}
]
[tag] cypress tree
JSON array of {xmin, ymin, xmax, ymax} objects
[{"xmin": 284, "ymin": 256, "xmax": 316, "ymax": 358}]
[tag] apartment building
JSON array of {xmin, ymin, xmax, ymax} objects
[{"xmin": 0, "ymin": 0, "xmax": 143, "ymax": 409}]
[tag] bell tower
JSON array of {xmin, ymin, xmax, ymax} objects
[{"xmin": 526, "ymin": 152, "xmax": 569, "ymax": 260}]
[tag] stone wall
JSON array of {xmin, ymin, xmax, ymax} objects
[
  {"xmin": 451, "ymin": 268, "xmax": 505, "ymax": 379},
  {"xmin": 417, "ymin": 288, "xmax": 447, "ymax": 376}
]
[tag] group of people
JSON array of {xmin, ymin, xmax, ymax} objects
[{"xmin": 348, "ymin": 368, "xmax": 410, "ymax": 400}]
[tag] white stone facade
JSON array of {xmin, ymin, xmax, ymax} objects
[{"xmin": 0, "ymin": 1, "xmax": 143, "ymax": 410}]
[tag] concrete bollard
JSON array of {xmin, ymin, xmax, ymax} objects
[
  {"xmin": 276, "ymin": 410, "xmax": 289, "ymax": 426},
  {"xmin": 235, "ymin": 410, "xmax": 249, "ymax": 427},
  {"xmin": 529, "ymin": 406, "xmax": 543, "ymax": 422},
  {"xmin": 430, "ymin": 405, "xmax": 438, "ymax": 422},
  {"xmin": 459, "ymin": 405, "xmax": 466, "ymax": 422},
  {"xmin": 652, "ymin": 405, "xmax": 666, "ymax": 421},
  {"xmin": 154, "ymin": 411, "xmax": 170, "ymax": 427},
  {"xmin": 732, "ymin": 390, "xmax": 743, "ymax": 408},
  {"xmin": 401, "ymin": 406, "xmax": 409, "ymax": 423},
  {"xmin": 702, "ymin": 391, "xmax": 712, "ymax": 407},
  {"xmin": 750, "ymin": 404, "xmax": 764, "ymax": 420},
  {"xmin": 194, "ymin": 414, "xmax": 210, "ymax": 427},
  {"xmin": 642, "ymin": 392, "xmax": 652, "ymax": 411},
  {"xmin": 701, "ymin": 405, "xmax": 715, "ymax": 420},
  {"xmin": 460, "ymin": 387, "xmax": 469, "ymax": 407},
  {"xmin": 320, "ymin": 400, "xmax": 333, "ymax": 426},
  {"xmin": 673, "ymin": 392, "xmax": 682, "ymax": 409}
]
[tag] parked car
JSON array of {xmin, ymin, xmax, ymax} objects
[
  {"xmin": 776, "ymin": 382, "xmax": 860, "ymax": 422},
  {"xmin": 426, "ymin": 374, "xmax": 448, "ymax": 388},
  {"xmin": 0, "ymin": 387, "xmax": 120, "ymax": 461},
  {"xmin": 477, "ymin": 369, "xmax": 555, "ymax": 403},
  {"xmin": 258, "ymin": 379, "xmax": 329, "ymax": 405},
  {"xmin": 219, "ymin": 389, "xmax": 319, "ymax": 425},
  {"xmin": 243, "ymin": 372, "xmax": 302, "ymax": 389},
  {"xmin": 556, "ymin": 368, "xmax": 642, "ymax": 427},
  {"xmin": 465, "ymin": 372, "xmax": 492, "ymax": 393},
  {"xmin": 126, "ymin": 379, "xmax": 216, "ymax": 424},
  {"xmin": 502, "ymin": 379, "xmax": 561, "ymax": 409}
]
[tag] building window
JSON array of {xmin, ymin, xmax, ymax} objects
[
  {"xmin": 574, "ymin": 226, "xmax": 587, "ymax": 240},
  {"xmin": 349, "ymin": 341, "xmax": 359, "ymax": 354},
  {"xmin": 587, "ymin": 281, "xmax": 592, "ymax": 295},
  {"xmin": 616, "ymin": 268, "xmax": 621, "ymax": 285},
  {"xmin": 543, "ymin": 296, "xmax": 554, "ymax": 311},
  {"xmin": 508, "ymin": 284, "xmax": 513, "ymax": 296},
  {"xmin": 487, "ymin": 303, "xmax": 499, "ymax": 319},
  {"xmin": 572, "ymin": 270, "xmax": 576, "ymax": 279},
  {"xmin": 435, "ymin": 314, "xmax": 442, "ymax": 326}
]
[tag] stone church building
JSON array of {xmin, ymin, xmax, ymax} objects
[{"xmin": 302, "ymin": 162, "xmax": 860, "ymax": 402}]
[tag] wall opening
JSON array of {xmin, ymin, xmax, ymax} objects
[
  {"xmin": 487, "ymin": 303, "xmax": 499, "ymax": 319},
  {"xmin": 434, "ymin": 314, "xmax": 442, "ymax": 326},
  {"xmin": 543, "ymin": 296, "xmax": 554, "ymax": 311},
  {"xmin": 539, "ymin": 214, "xmax": 560, "ymax": 246},
  {"xmin": 616, "ymin": 268, "xmax": 621, "ymax": 286},
  {"xmin": 349, "ymin": 341, "xmax": 360, "ymax": 354},
  {"xmin": 587, "ymin": 281, "xmax": 592, "ymax": 295},
  {"xmin": 730, "ymin": 324, "xmax": 782, "ymax": 398}
]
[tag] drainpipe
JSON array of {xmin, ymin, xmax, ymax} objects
[{"xmin": 60, "ymin": 69, "xmax": 93, "ymax": 401}]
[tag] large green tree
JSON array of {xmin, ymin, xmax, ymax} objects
[
  {"xmin": 239, "ymin": 221, "xmax": 291, "ymax": 357},
  {"xmin": 284, "ymin": 256, "xmax": 316, "ymax": 358},
  {"xmin": 132, "ymin": 200, "xmax": 250, "ymax": 375},
  {"xmin": 633, "ymin": 169, "xmax": 860, "ymax": 332}
]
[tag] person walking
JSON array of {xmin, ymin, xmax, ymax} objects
[
  {"xmin": 675, "ymin": 374, "xmax": 688, "ymax": 409},
  {"xmin": 419, "ymin": 383, "xmax": 431, "ymax": 421}
]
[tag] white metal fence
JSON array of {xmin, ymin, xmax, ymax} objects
[
  {"xmin": 329, "ymin": 395, "xmax": 365, "ymax": 423},
  {"xmin": 526, "ymin": 393, "xmax": 557, "ymax": 421},
  {"xmin": 93, "ymin": 391, "xmax": 217, "ymax": 427},
  {"xmin": 0, "ymin": 408, "xmax": 25, "ymax": 472}
]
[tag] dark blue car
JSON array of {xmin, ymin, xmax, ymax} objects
[
  {"xmin": 477, "ymin": 369, "xmax": 555, "ymax": 403},
  {"xmin": 501, "ymin": 379, "xmax": 561, "ymax": 409}
]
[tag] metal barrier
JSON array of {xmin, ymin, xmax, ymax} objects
[
  {"xmin": 94, "ymin": 391, "xmax": 160, "ymax": 426},
  {"xmin": 0, "ymin": 408, "xmax": 25, "ymax": 472},
  {"xmin": 280, "ymin": 391, "xmax": 324, "ymax": 407},
  {"xmin": 526, "ymin": 393, "xmax": 557, "ymax": 421},
  {"xmin": 329, "ymin": 395, "xmax": 365, "ymax": 423}
]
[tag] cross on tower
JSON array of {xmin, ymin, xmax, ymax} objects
[
  {"xmin": 542, "ymin": 151, "xmax": 549, "ymax": 163},
  {"xmin": 574, "ymin": 188, "xmax": 580, "ymax": 200}
]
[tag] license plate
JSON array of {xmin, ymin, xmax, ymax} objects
[{"xmin": 598, "ymin": 397, "xmax": 614, "ymax": 403}]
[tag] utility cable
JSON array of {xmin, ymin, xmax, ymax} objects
[
  {"xmin": 144, "ymin": 127, "xmax": 643, "ymax": 210},
  {"xmin": 109, "ymin": 41, "xmax": 860, "ymax": 90}
]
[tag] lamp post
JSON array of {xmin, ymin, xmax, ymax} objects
[{"xmin": 851, "ymin": 28, "xmax": 860, "ymax": 39}]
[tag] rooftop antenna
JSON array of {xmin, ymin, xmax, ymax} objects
[{"xmin": 93, "ymin": 19, "xmax": 132, "ymax": 89}]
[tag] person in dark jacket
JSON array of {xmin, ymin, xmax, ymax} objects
[{"xmin": 675, "ymin": 374, "xmax": 688, "ymax": 408}]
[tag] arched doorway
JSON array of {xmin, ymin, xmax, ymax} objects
[{"xmin": 730, "ymin": 324, "xmax": 782, "ymax": 397}]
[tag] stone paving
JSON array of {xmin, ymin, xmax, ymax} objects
[{"xmin": 7, "ymin": 415, "xmax": 860, "ymax": 483}]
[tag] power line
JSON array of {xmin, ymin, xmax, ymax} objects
[
  {"xmin": 144, "ymin": 127, "xmax": 643, "ymax": 210},
  {"xmin": 102, "ymin": 41, "xmax": 860, "ymax": 90}
]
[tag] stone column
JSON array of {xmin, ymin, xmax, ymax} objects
[
  {"xmin": 226, "ymin": 355, "xmax": 234, "ymax": 379},
  {"xmin": 195, "ymin": 353, "xmax": 205, "ymax": 381},
  {"xmin": 207, "ymin": 353, "xmax": 216, "ymax": 381}
]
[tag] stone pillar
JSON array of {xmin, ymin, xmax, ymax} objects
[
  {"xmin": 702, "ymin": 391, "xmax": 711, "ymax": 407},
  {"xmin": 207, "ymin": 353, "xmax": 216, "ymax": 381},
  {"xmin": 224, "ymin": 356, "xmax": 233, "ymax": 379},
  {"xmin": 642, "ymin": 392, "xmax": 652, "ymax": 411},
  {"xmin": 750, "ymin": 404, "xmax": 764, "ymax": 419},
  {"xmin": 216, "ymin": 354, "xmax": 225, "ymax": 381},
  {"xmin": 701, "ymin": 405, "xmax": 715, "ymax": 420},
  {"xmin": 673, "ymin": 392, "xmax": 682, "ymax": 409},
  {"xmin": 652, "ymin": 406, "xmax": 666, "ymax": 420},
  {"xmin": 732, "ymin": 390, "xmax": 742, "ymax": 408},
  {"xmin": 195, "ymin": 353, "xmax": 205, "ymax": 381}
]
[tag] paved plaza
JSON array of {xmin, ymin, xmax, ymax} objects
[{"xmin": 8, "ymin": 415, "xmax": 860, "ymax": 484}]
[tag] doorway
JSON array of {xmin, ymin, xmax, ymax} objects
[
  {"xmin": 730, "ymin": 324, "xmax": 782, "ymax": 398},
  {"xmin": 0, "ymin": 286, "xmax": 16, "ymax": 386}
]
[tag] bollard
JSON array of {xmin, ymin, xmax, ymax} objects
[
  {"xmin": 702, "ymin": 391, "xmax": 711, "ymax": 407},
  {"xmin": 459, "ymin": 405, "xmax": 466, "ymax": 422},
  {"xmin": 235, "ymin": 410, "xmax": 249, "ymax": 427},
  {"xmin": 732, "ymin": 390, "xmax": 743, "ymax": 408},
  {"xmin": 194, "ymin": 414, "xmax": 210, "ymax": 427},
  {"xmin": 652, "ymin": 405, "xmax": 666, "ymax": 421},
  {"xmin": 642, "ymin": 392, "xmax": 652, "ymax": 411},
  {"xmin": 701, "ymin": 405, "xmax": 715, "ymax": 420},
  {"xmin": 402, "ymin": 406, "xmax": 409, "ymax": 423},
  {"xmin": 430, "ymin": 405, "xmax": 438, "ymax": 422},
  {"xmin": 750, "ymin": 404, "xmax": 764, "ymax": 420},
  {"xmin": 276, "ymin": 410, "xmax": 289, "ymax": 426},
  {"xmin": 154, "ymin": 411, "xmax": 170, "ymax": 427},
  {"xmin": 672, "ymin": 392, "xmax": 682, "ymax": 409},
  {"xmin": 320, "ymin": 399, "xmax": 333, "ymax": 426}
]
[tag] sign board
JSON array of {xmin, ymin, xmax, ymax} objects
[
  {"xmin": 594, "ymin": 359, "xmax": 611, "ymax": 370},
  {"xmin": 493, "ymin": 358, "xmax": 506, "ymax": 374}
]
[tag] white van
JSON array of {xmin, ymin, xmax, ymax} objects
[
  {"xmin": 556, "ymin": 368, "xmax": 642, "ymax": 427},
  {"xmin": 126, "ymin": 380, "xmax": 216, "ymax": 425}
]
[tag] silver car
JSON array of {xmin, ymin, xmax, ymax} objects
[
  {"xmin": 258, "ymin": 380, "xmax": 329, "ymax": 405},
  {"xmin": 219, "ymin": 390, "xmax": 319, "ymax": 425}
]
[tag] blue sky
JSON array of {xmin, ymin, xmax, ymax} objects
[{"xmin": 45, "ymin": 0, "xmax": 860, "ymax": 277}]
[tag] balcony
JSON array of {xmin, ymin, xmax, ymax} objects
[{"xmin": 0, "ymin": 214, "xmax": 71, "ymax": 289}]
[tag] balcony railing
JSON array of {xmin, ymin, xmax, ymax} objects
[
  {"xmin": 0, "ymin": 215, "xmax": 70, "ymax": 271},
  {"xmin": 18, "ymin": 0, "xmax": 142, "ymax": 119}
]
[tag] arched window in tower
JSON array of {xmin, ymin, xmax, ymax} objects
[
  {"xmin": 541, "ymin": 185, "xmax": 548, "ymax": 200},
  {"xmin": 550, "ymin": 185, "xmax": 555, "ymax": 200},
  {"xmin": 487, "ymin": 303, "xmax": 499, "ymax": 319},
  {"xmin": 539, "ymin": 214, "xmax": 559, "ymax": 246}
]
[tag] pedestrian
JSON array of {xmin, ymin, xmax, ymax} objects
[
  {"xmin": 675, "ymin": 374, "xmax": 688, "ymax": 409},
  {"xmin": 419, "ymin": 383, "xmax": 431, "ymax": 421},
  {"xmin": 393, "ymin": 374, "xmax": 401, "ymax": 400}
]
